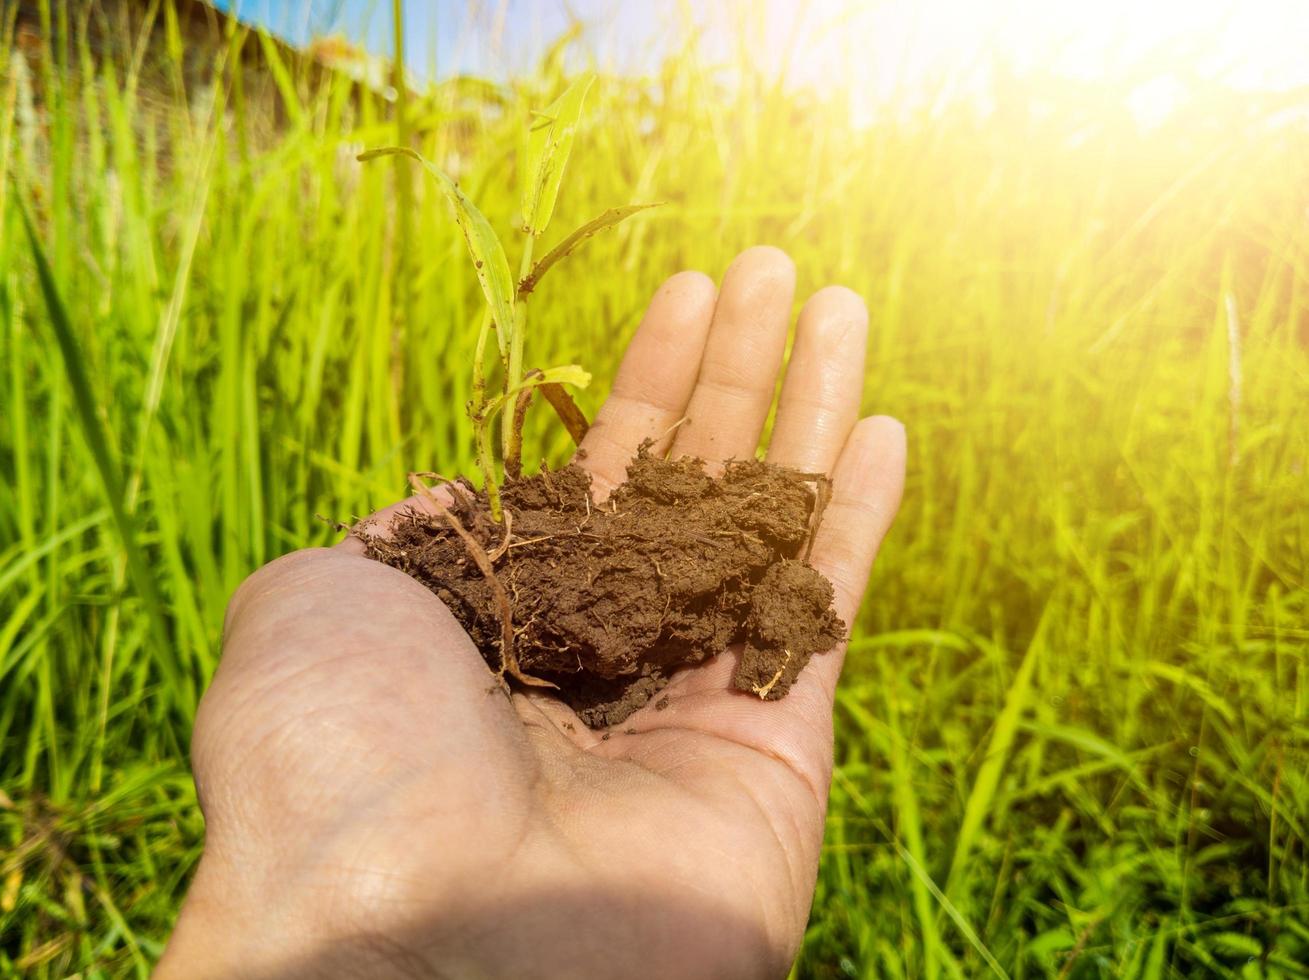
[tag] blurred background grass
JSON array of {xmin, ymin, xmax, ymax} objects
[{"xmin": 2, "ymin": 1, "xmax": 1308, "ymax": 976}]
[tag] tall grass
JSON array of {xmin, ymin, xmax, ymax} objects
[{"xmin": 2, "ymin": 3, "xmax": 1307, "ymax": 976}]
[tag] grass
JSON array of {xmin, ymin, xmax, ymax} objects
[{"xmin": 2, "ymin": 3, "xmax": 1308, "ymax": 976}]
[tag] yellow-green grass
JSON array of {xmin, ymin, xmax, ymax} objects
[{"xmin": 2, "ymin": 9, "xmax": 1308, "ymax": 978}]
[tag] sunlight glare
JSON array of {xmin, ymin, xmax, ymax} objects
[{"xmin": 725, "ymin": 0, "xmax": 1309, "ymax": 125}]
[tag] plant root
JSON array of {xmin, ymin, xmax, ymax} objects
[
  {"xmin": 802, "ymin": 475, "xmax": 831, "ymax": 563},
  {"xmin": 752, "ymin": 648, "xmax": 793, "ymax": 700},
  {"xmin": 406, "ymin": 473, "xmax": 557, "ymax": 691}
]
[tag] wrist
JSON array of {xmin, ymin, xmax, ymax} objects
[
  {"xmin": 158, "ymin": 851, "xmax": 461, "ymax": 980},
  {"xmin": 157, "ymin": 857, "xmax": 276, "ymax": 978},
  {"xmin": 158, "ymin": 855, "xmax": 352, "ymax": 979}
]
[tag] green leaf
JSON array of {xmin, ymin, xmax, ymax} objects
[
  {"xmin": 944, "ymin": 608, "xmax": 1049, "ymax": 901},
  {"xmin": 520, "ymin": 73, "xmax": 594, "ymax": 236},
  {"xmin": 518, "ymin": 202, "xmax": 662, "ymax": 296},
  {"xmin": 893, "ymin": 841, "xmax": 1009, "ymax": 979},
  {"xmin": 358, "ymin": 146, "xmax": 515, "ymax": 349},
  {"xmin": 503, "ymin": 364, "xmax": 590, "ymax": 400},
  {"xmin": 1025, "ymin": 928, "xmax": 1075, "ymax": 959},
  {"xmin": 1211, "ymin": 932, "xmax": 1262, "ymax": 957},
  {"xmin": 1140, "ymin": 927, "xmax": 1169, "ymax": 980},
  {"xmin": 484, "ymin": 364, "xmax": 591, "ymax": 420},
  {"xmin": 527, "ymin": 364, "xmax": 591, "ymax": 390},
  {"xmin": 18, "ymin": 198, "xmax": 187, "ymax": 710},
  {"xmin": 1141, "ymin": 660, "xmax": 1237, "ymax": 722}
]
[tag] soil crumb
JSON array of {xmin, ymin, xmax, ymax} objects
[{"xmin": 358, "ymin": 448, "xmax": 845, "ymax": 727}]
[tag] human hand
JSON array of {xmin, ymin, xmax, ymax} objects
[{"xmin": 158, "ymin": 247, "xmax": 906, "ymax": 979}]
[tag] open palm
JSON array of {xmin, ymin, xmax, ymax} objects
[{"xmin": 159, "ymin": 247, "xmax": 906, "ymax": 979}]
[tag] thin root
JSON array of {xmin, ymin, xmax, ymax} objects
[
  {"xmin": 802, "ymin": 476, "xmax": 832, "ymax": 564},
  {"xmin": 314, "ymin": 513, "xmax": 352, "ymax": 533},
  {"xmin": 486, "ymin": 510, "xmax": 514, "ymax": 563},
  {"xmin": 506, "ymin": 533, "xmax": 557, "ymax": 550},
  {"xmin": 656, "ymin": 415, "xmax": 691, "ymax": 445},
  {"xmin": 407, "ymin": 473, "xmax": 558, "ymax": 691},
  {"xmin": 752, "ymin": 649, "xmax": 793, "ymax": 700}
]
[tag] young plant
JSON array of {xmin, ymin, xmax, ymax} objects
[{"xmin": 360, "ymin": 73, "xmax": 658, "ymax": 520}]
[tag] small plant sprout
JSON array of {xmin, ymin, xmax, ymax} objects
[
  {"xmin": 360, "ymin": 73, "xmax": 659, "ymax": 521},
  {"xmin": 357, "ymin": 73, "xmax": 841, "ymax": 729}
]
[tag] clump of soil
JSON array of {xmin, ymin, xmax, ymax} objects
[{"xmin": 357, "ymin": 448, "xmax": 845, "ymax": 727}]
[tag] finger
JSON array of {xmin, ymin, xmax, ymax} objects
[
  {"xmin": 574, "ymin": 271, "xmax": 717, "ymax": 497},
  {"xmin": 670, "ymin": 246, "xmax": 795, "ymax": 464},
  {"xmin": 802, "ymin": 415, "xmax": 907, "ymax": 693},
  {"xmin": 765, "ymin": 286, "xmax": 868, "ymax": 473},
  {"xmin": 334, "ymin": 482, "xmax": 462, "ymax": 555}
]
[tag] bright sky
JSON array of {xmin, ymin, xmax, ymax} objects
[{"xmin": 213, "ymin": 1, "xmax": 1309, "ymax": 125}]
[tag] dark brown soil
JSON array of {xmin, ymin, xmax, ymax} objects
[{"xmin": 356, "ymin": 448, "xmax": 845, "ymax": 728}]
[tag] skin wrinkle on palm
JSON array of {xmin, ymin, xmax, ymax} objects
[{"xmin": 156, "ymin": 248, "xmax": 906, "ymax": 978}]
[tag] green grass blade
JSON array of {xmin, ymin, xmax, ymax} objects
[
  {"xmin": 17, "ymin": 198, "xmax": 190, "ymax": 712},
  {"xmin": 256, "ymin": 29, "xmax": 305, "ymax": 128},
  {"xmin": 944, "ymin": 608, "xmax": 1049, "ymax": 901},
  {"xmin": 895, "ymin": 841, "xmax": 1009, "ymax": 979}
]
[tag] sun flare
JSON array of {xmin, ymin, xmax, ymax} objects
[{"xmin": 711, "ymin": 0, "xmax": 1309, "ymax": 125}]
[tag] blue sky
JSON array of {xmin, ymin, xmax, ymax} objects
[{"xmin": 208, "ymin": 1, "xmax": 670, "ymax": 82}]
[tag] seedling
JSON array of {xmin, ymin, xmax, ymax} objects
[
  {"xmin": 360, "ymin": 73, "xmax": 657, "ymax": 520},
  {"xmin": 356, "ymin": 74, "xmax": 843, "ymax": 725}
]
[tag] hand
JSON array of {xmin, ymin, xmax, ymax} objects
[{"xmin": 158, "ymin": 247, "xmax": 906, "ymax": 979}]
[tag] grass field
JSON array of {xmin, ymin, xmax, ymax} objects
[{"xmin": 2, "ymin": 4, "xmax": 1308, "ymax": 977}]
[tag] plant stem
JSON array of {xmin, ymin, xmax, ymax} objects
[
  {"xmin": 469, "ymin": 305, "xmax": 504, "ymax": 521},
  {"xmin": 475, "ymin": 414, "xmax": 504, "ymax": 523},
  {"xmin": 471, "ymin": 306, "xmax": 492, "ymax": 419},
  {"xmin": 503, "ymin": 237, "xmax": 536, "ymax": 462}
]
